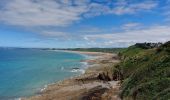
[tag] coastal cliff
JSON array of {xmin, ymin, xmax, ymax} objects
[{"xmin": 113, "ymin": 41, "xmax": 170, "ymax": 100}]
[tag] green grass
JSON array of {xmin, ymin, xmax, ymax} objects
[{"xmin": 113, "ymin": 41, "xmax": 170, "ymax": 100}]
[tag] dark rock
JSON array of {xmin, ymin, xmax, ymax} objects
[
  {"xmin": 81, "ymin": 86, "xmax": 109, "ymax": 100},
  {"xmin": 98, "ymin": 73, "xmax": 105, "ymax": 80},
  {"xmin": 72, "ymin": 67, "xmax": 80, "ymax": 70},
  {"xmin": 98, "ymin": 72, "xmax": 112, "ymax": 81}
]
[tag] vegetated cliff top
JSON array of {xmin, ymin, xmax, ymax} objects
[{"xmin": 114, "ymin": 41, "xmax": 170, "ymax": 100}]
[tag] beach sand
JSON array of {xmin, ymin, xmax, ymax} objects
[{"xmin": 22, "ymin": 51, "xmax": 121, "ymax": 100}]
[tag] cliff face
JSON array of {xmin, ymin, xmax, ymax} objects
[{"xmin": 113, "ymin": 41, "xmax": 170, "ymax": 100}]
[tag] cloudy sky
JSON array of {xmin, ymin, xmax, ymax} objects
[{"xmin": 0, "ymin": 0, "xmax": 170, "ymax": 48}]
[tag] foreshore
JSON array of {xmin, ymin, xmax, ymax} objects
[{"xmin": 22, "ymin": 51, "xmax": 121, "ymax": 100}]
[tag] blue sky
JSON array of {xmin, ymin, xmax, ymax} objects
[{"xmin": 0, "ymin": 0, "xmax": 170, "ymax": 48}]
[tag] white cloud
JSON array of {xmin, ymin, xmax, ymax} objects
[
  {"xmin": 122, "ymin": 22, "xmax": 142, "ymax": 30},
  {"xmin": 84, "ymin": 25, "xmax": 170, "ymax": 47},
  {"xmin": 113, "ymin": 1, "xmax": 157, "ymax": 15},
  {"xmin": 0, "ymin": 0, "xmax": 163, "ymax": 44},
  {"xmin": 84, "ymin": 1, "xmax": 158, "ymax": 17},
  {"xmin": 0, "ymin": 0, "xmax": 88, "ymax": 26},
  {"xmin": 0, "ymin": 0, "xmax": 158, "ymax": 27}
]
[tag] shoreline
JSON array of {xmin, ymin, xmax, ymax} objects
[
  {"xmin": 37, "ymin": 51, "xmax": 105, "ymax": 95},
  {"xmin": 36, "ymin": 51, "xmax": 93, "ymax": 95},
  {"xmin": 22, "ymin": 51, "xmax": 121, "ymax": 100}
]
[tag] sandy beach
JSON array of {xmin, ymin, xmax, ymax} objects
[{"xmin": 22, "ymin": 51, "xmax": 121, "ymax": 100}]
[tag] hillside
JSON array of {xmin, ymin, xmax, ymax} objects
[{"xmin": 113, "ymin": 41, "xmax": 170, "ymax": 100}]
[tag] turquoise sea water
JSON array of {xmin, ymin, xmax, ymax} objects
[{"xmin": 0, "ymin": 48, "xmax": 87, "ymax": 99}]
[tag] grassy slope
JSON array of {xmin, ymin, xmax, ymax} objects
[{"xmin": 114, "ymin": 41, "xmax": 170, "ymax": 100}]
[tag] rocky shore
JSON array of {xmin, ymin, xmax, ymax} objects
[{"xmin": 22, "ymin": 51, "xmax": 121, "ymax": 100}]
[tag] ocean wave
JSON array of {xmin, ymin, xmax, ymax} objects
[
  {"xmin": 14, "ymin": 98, "xmax": 21, "ymax": 100},
  {"xmin": 40, "ymin": 85, "xmax": 47, "ymax": 92},
  {"xmin": 70, "ymin": 68, "xmax": 85, "ymax": 74},
  {"xmin": 80, "ymin": 61, "xmax": 88, "ymax": 66}
]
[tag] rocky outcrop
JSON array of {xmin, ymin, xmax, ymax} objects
[{"xmin": 98, "ymin": 72, "xmax": 112, "ymax": 81}]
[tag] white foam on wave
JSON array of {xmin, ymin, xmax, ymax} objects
[
  {"xmin": 79, "ymin": 69, "xmax": 85, "ymax": 74},
  {"xmin": 40, "ymin": 85, "xmax": 47, "ymax": 92},
  {"xmin": 14, "ymin": 98, "xmax": 21, "ymax": 100},
  {"xmin": 70, "ymin": 69, "xmax": 85, "ymax": 74},
  {"xmin": 81, "ymin": 61, "xmax": 88, "ymax": 66}
]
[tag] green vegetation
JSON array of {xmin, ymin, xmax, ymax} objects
[
  {"xmin": 61, "ymin": 48, "xmax": 125, "ymax": 53},
  {"xmin": 113, "ymin": 42, "xmax": 170, "ymax": 100}
]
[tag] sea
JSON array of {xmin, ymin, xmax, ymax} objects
[{"xmin": 0, "ymin": 48, "xmax": 88, "ymax": 100}]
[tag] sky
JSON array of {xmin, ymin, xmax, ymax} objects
[{"xmin": 0, "ymin": 0, "xmax": 170, "ymax": 48}]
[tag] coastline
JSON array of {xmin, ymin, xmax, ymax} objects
[{"xmin": 22, "ymin": 51, "xmax": 121, "ymax": 100}]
